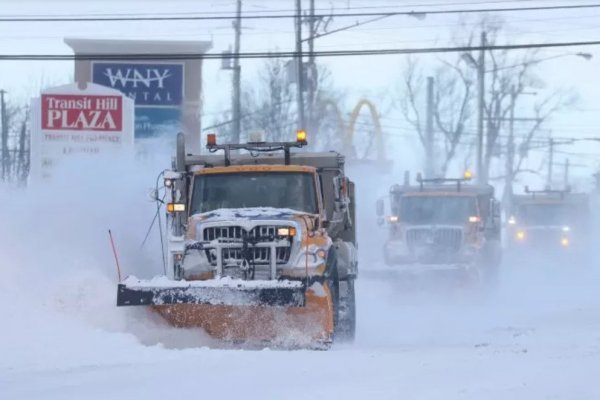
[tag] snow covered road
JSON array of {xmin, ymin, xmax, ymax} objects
[{"xmin": 3, "ymin": 264, "xmax": 600, "ymax": 400}]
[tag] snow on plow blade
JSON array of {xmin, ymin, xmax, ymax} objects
[{"xmin": 116, "ymin": 277, "xmax": 305, "ymax": 307}]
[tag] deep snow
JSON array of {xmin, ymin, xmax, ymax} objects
[{"xmin": 2, "ymin": 155, "xmax": 600, "ymax": 400}]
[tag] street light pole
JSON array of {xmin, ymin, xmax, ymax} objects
[
  {"xmin": 504, "ymin": 85, "xmax": 517, "ymax": 212},
  {"xmin": 477, "ymin": 31, "xmax": 486, "ymax": 184},
  {"xmin": 425, "ymin": 76, "xmax": 435, "ymax": 178},
  {"xmin": 232, "ymin": 0, "xmax": 242, "ymax": 143},
  {"xmin": 307, "ymin": 0, "xmax": 316, "ymax": 134},
  {"xmin": 0, "ymin": 90, "xmax": 7, "ymax": 182},
  {"xmin": 547, "ymin": 138, "xmax": 555, "ymax": 188},
  {"xmin": 294, "ymin": 0, "xmax": 306, "ymax": 129}
]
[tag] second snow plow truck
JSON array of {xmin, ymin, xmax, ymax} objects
[
  {"xmin": 507, "ymin": 187, "xmax": 590, "ymax": 256},
  {"xmin": 377, "ymin": 172, "xmax": 502, "ymax": 282},
  {"xmin": 117, "ymin": 131, "xmax": 358, "ymax": 348}
]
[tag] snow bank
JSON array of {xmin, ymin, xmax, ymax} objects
[{"xmin": 0, "ymin": 144, "xmax": 212, "ymax": 369}]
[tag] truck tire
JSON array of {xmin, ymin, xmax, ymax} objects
[
  {"xmin": 337, "ymin": 278, "xmax": 356, "ymax": 342},
  {"xmin": 481, "ymin": 240, "xmax": 501, "ymax": 286},
  {"xmin": 383, "ymin": 245, "xmax": 395, "ymax": 266},
  {"xmin": 325, "ymin": 251, "xmax": 340, "ymax": 341}
]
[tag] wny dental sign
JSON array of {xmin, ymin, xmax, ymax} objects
[
  {"xmin": 92, "ymin": 63, "xmax": 183, "ymax": 106},
  {"xmin": 41, "ymin": 94, "xmax": 123, "ymax": 131},
  {"xmin": 92, "ymin": 62, "xmax": 183, "ymax": 138}
]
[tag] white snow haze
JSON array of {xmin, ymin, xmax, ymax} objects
[{"xmin": 2, "ymin": 1, "xmax": 600, "ymax": 400}]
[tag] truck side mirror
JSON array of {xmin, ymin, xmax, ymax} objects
[
  {"xmin": 148, "ymin": 188, "xmax": 159, "ymax": 202},
  {"xmin": 376, "ymin": 199, "xmax": 384, "ymax": 216}
]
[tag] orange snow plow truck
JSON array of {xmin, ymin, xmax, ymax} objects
[{"xmin": 117, "ymin": 132, "xmax": 358, "ymax": 348}]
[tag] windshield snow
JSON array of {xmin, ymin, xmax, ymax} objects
[
  {"xmin": 397, "ymin": 195, "xmax": 477, "ymax": 225},
  {"xmin": 190, "ymin": 171, "xmax": 318, "ymax": 215}
]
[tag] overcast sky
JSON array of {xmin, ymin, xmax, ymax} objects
[{"xmin": 1, "ymin": 0, "xmax": 599, "ymax": 189}]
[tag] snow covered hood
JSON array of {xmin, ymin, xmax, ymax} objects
[{"xmin": 190, "ymin": 207, "xmax": 315, "ymax": 224}]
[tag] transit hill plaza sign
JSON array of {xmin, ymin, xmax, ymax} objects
[
  {"xmin": 41, "ymin": 94, "xmax": 123, "ymax": 131},
  {"xmin": 30, "ymin": 83, "xmax": 134, "ymax": 181},
  {"xmin": 65, "ymin": 38, "xmax": 212, "ymax": 148}
]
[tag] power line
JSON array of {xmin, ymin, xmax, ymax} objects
[
  {"xmin": 3, "ymin": 39, "xmax": 600, "ymax": 61},
  {"xmin": 0, "ymin": 0, "xmax": 541, "ymax": 18},
  {"xmin": 0, "ymin": 3, "xmax": 599, "ymax": 22}
]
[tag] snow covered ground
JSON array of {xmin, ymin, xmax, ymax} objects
[
  {"xmin": 3, "ymin": 265, "xmax": 600, "ymax": 400},
  {"xmin": 2, "ymin": 157, "xmax": 600, "ymax": 399}
]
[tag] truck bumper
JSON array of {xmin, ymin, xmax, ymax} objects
[{"xmin": 117, "ymin": 277, "xmax": 305, "ymax": 307}]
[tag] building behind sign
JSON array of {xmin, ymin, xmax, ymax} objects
[{"xmin": 64, "ymin": 39, "xmax": 212, "ymax": 152}]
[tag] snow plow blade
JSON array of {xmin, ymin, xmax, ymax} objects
[{"xmin": 116, "ymin": 278, "xmax": 305, "ymax": 307}]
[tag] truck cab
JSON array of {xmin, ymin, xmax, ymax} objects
[
  {"xmin": 507, "ymin": 188, "xmax": 590, "ymax": 255},
  {"xmin": 378, "ymin": 173, "xmax": 501, "ymax": 279}
]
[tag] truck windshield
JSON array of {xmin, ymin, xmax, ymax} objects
[
  {"xmin": 517, "ymin": 204, "xmax": 574, "ymax": 226},
  {"xmin": 190, "ymin": 172, "xmax": 318, "ymax": 215},
  {"xmin": 398, "ymin": 196, "xmax": 477, "ymax": 225}
]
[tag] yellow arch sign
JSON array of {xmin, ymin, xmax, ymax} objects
[{"xmin": 344, "ymin": 99, "xmax": 385, "ymax": 163}]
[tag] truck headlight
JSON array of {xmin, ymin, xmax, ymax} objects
[
  {"xmin": 468, "ymin": 215, "xmax": 480, "ymax": 223},
  {"xmin": 294, "ymin": 247, "xmax": 327, "ymax": 268},
  {"xmin": 277, "ymin": 227, "xmax": 297, "ymax": 237},
  {"xmin": 561, "ymin": 237, "xmax": 570, "ymax": 247},
  {"xmin": 516, "ymin": 230, "xmax": 526, "ymax": 240}
]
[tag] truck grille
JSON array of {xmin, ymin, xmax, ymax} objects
[
  {"xmin": 406, "ymin": 227, "xmax": 463, "ymax": 252},
  {"xmin": 204, "ymin": 225, "xmax": 281, "ymax": 242},
  {"xmin": 205, "ymin": 247, "xmax": 292, "ymax": 266},
  {"xmin": 202, "ymin": 225, "xmax": 294, "ymax": 279}
]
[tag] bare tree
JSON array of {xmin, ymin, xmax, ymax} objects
[
  {"xmin": 399, "ymin": 15, "xmax": 578, "ymax": 191},
  {"xmin": 1, "ymin": 101, "xmax": 30, "ymax": 185},
  {"xmin": 510, "ymin": 90, "xmax": 578, "ymax": 181},
  {"xmin": 212, "ymin": 57, "xmax": 347, "ymax": 148},
  {"xmin": 399, "ymin": 56, "xmax": 474, "ymax": 176},
  {"xmin": 243, "ymin": 58, "xmax": 296, "ymax": 142}
]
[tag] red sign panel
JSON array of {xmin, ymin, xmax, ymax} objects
[{"xmin": 41, "ymin": 94, "xmax": 123, "ymax": 131}]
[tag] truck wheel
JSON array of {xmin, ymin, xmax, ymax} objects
[
  {"xmin": 383, "ymin": 246, "xmax": 394, "ymax": 266},
  {"xmin": 337, "ymin": 278, "xmax": 356, "ymax": 342},
  {"xmin": 325, "ymin": 254, "xmax": 340, "ymax": 342}
]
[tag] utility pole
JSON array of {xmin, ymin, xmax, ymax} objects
[
  {"xmin": 306, "ymin": 0, "xmax": 316, "ymax": 134},
  {"xmin": 564, "ymin": 158, "xmax": 570, "ymax": 188},
  {"xmin": 504, "ymin": 85, "xmax": 517, "ymax": 212},
  {"xmin": 0, "ymin": 90, "xmax": 7, "ymax": 182},
  {"xmin": 294, "ymin": 0, "xmax": 306, "ymax": 129},
  {"xmin": 547, "ymin": 137, "xmax": 554, "ymax": 188},
  {"xmin": 476, "ymin": 31, "xmax": 486, "ymax": 184},
  {"xmin": 425, "ymin": 76, "xmax": 434, "ymax": 178},
  {"xmin": 18, "ymin": 117, "xmax": 27, "ymax": 182},
  {"xmin": 232, "ymin": 0, "xmax": 242, "ymax": 143}
]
